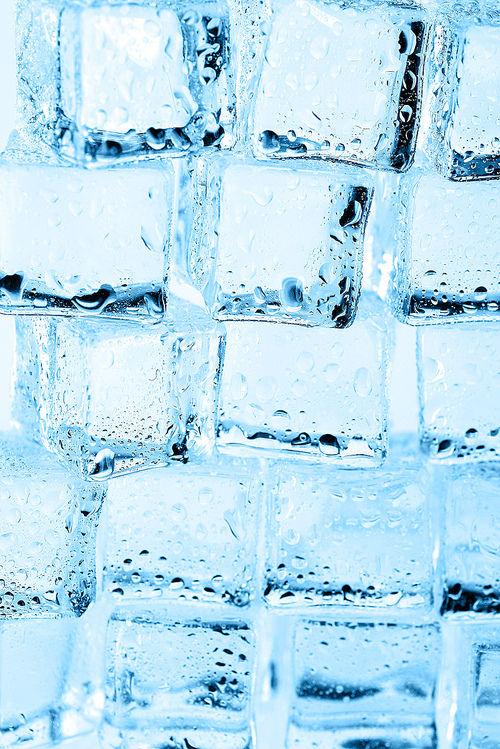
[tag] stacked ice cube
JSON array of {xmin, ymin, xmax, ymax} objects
[{"xmin": 1, "ymin": 0, "xmax": 500, "ymax": 747}]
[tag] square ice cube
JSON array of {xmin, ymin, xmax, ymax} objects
[
  {"xmin": 287, "ymin": 620, "xmax": 440, "ymax": 748},
  {"xmin": 440, "ymin": 622, "xmax": 500, "ymax": 747},
  {"xmin": 394, "ymin": 172, "xmax": 500, "ymax": 323},
  {"xmin": 418, "ymin": 325, "xmax": 500, "ymax": 462},
  {"xmin": 19, "ymin": 1, "xmax": 234, "ymax": 162},
  {"xmin": 13, "ymin": 313, "xmax": 224, "ymax": 480},
  {"xmin": 103, "ymin": 607, "xmax": 254, "ymax": 749},
  {"xmin": 264, "ymin": 436, "xmax": 436, "ymax": 611},
  {"xmin": 441, "ymin": 466, "xmax": 500, "ymax": 615},
  {"xmin": 252, "ymin": 0, "xmax": 428, "ymax": 170},
  {"xmin": 0, "ymin": 157, "xmax": 174, "ymax": 320},
  {"xmin": 217, "ymin": 293, "xmax": 389, "ymax": 464},
  {"xmin": 0, "ymin": 432, "xmax": 105, "ymax": 618},
  {"xmin": 436, "ymin": 23, "xmax": 500, "ymax": 180},
  {"xmin": 193, "ymin": 156, "xmax": 372, "ymax": 326},
  {"xmin": 102, "ymin": 458, "xmax": 261, "ymax": 606}
]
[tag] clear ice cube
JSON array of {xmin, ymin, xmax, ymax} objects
[
  {"xmin": 288, "ymin": 619, "xmax": 440, "ymax": 748},
  {"xmin": 394, "ymin": 171, "xmax": 500, "ymax": 323},
  {"xmin": 13, "ymin": 314, "xmax": 225, "ymax": 479},
  {"xmin": 193, "ymin": 155, "xmax": 372, "ymax": 326},
  {"xmin": 0, "ymin": 155, "xmax": 174, "ymax": 319},
  {"xmin": 0, "ymin": 432, "xmax": 105, "ymax": 617},
  {"xmin": 264, "ymin": 436, "xmax": 436, "ymax": 611},
  {"xmin": 418, "ymin": 324, "xmax": 500, "ymax": 462},
  {"xmin": 252, "ymin": 0, "xmax": 428, "ymax": 171},
  {"xmin": 441, "ymin": 466, "xmax": 500, "ymax": 614},
  {"xmin": 102, "ymin": 458, "xmax": 261, "ymax": 606},
  {"xmin": 434, "ymin": 21, "xmax": 500, "ymax": 180},
  {"xmin": 217, "ymin": 293, "xmax": 390, "ymax": 464},
  {"xmin": 17, "ymin": 0, "xmax": 234, "ymax": 163},
  {"xmin": 102, "ymin": 606, "xmax": 254, "ymax": 749}
]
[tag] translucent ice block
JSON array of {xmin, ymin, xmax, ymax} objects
[
  {"xmin": 217, "ymin": 293, "xmax": 390, "ymax": 464},
  {"xmin": 434, "ymin": 20, "xmax": 500, "ymax": 180},
  {"xmin": 102, "ymin": 458, "xmax": 261, "ymax": 606},
  {"xmin": 0, "ymin": 432, "xmax": 105, "ymax": 617},
  {"xmin": 394, "ymin": 171, "xmax": 500, "ymax": 323},
  {"xmin": 102, "ymin": 606, "xmax": 254, "ymax": 749},
  {"xmin": 193, "ymin": 156, "xmax": 373, "ymax": 326},
  {"xmin": 0, "ymin": 156, "xmax": 174, "ymax": 319},
  {"xmin": 252, "ymin": 0, "xmax": 428, "ymax": 171},
  {"xmin": 17, "ymin": 0, "xmax": 234, "ymax": 163},
  {"xmin": 441, "ymin": 466, "xmax": 500, "ymax": 615},
  {"xmin": 13, "ymin": 314, "xmax": 225, "ymax": 479},
  {"xmin": 287, "ymin": 620, "xmax": 440, "ymax": 748},
  {"xmin": 440, "ymin": 622, "xmax": 500, "ymax": 748},
  {"xmin": 418, "ymin": 325, "xmax": 500, "ymax": 462},
  {"xmin": 264, "ymin": 436, "xmax": 437, "ymax": 611},
  {"xmin": 0, "ymin": 605, "xmax": 107, "ymax": 748}
]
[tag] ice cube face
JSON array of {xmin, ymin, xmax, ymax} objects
[
  {"xmin": 418, "ymin": 325, "xmax": 500, "ymax": 462},
  {"xmin": 13, "ymin": 316, "xmax": 225, "ymax": 480},
  {"xmin": 394, "ymin": 172, "xmax": 500, "ymax": 324},
  {"xmin": 435, "ymin": 23, "xmax": 500, "ymax": 180},
  {"xmin": 252, "ymin": 0, "xmax": 427, "ymax": 170},
  {"xmin": 102, "ymin": 459, "xmax": 261, "ymax": 606},
  {"xmin": 217, "ymin": 294, "xmax": 389, "ymax": 464},
  {"xmin": 0, "ymin": 160, "xmax": 173, "ymax": 319},
  {"xmin": 103, "ymin": 609, "xmax": 254, "ymax": 749},
  {"xmin": 288, "ymin": 620, "xmax": 440, "ymax": 748},
  {"xmin": 19, "ymin": 1, "xmax": 233, "ymax": 163},
  {"xmin": 194, "ymin": 157, "xmax": 372, "ymax": 326},
  {"xmin": 0, "ymin": 433, "xmax": 105, "ymax": 618},
  {"xmin": 265, "ymin": 437, "xmax": 436, "ymax": 611},
  {"xmin": 441, "ymin": 466, "xmax": 500, "ymax": 615}
]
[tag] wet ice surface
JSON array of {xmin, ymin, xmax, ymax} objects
[
  {"xmin": 252, "ymin": 0, "xmax": 427, "ymax": 170},
  {"xmin": 103, "ymin": 608, "xmax": 254, "ymax": 749},
  {"xmin": 217, "ymin": 294, "xmax": 389, "ymax": 464},
  {"xmin": 102, "ymin": 459, "xmax": 260, "ymax": 607},
  {"xmin": 0, "ymin": 432, "xmax": 105, "ymax": 617},
  {"xmin": 0, "ymin": 158, "xmax": 173, "ymax": 319},
  {"xmin": 395, "ymin": 172, "xmax": 500, "ymax": 323},
  {"xmin": 264, "ymin": 437, "xmax": 435, "ymax": 611},
  {"xmin": 18, "ymin": 0, "xmax": 234, "ymax": 163},
  {"xmin": 418, "ymin": 324, "xmax": 500, "ymax": 463},
  {"xmin": 288, "ymin": 620, "xmax": 440, "ymax": 749},
  {"xmin": 442, "ymin": 23, "xmax": 500, "ymax": 180},
  {"xmin": 196, "ymin": 157, "xmax": 372, "ymax": 326},
  {"xmin": 13, "ymin": 315, "xmax": 224, "ymax": 479}
]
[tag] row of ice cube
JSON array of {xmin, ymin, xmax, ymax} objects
[
  {"xmin": 12, "ymin": 300, "xmax": 500, "ymax": 478},
  {"xmin": 16, "ymin": 0, "xmax": 500, "ymax": 180},
  {"xmin": 3, "ymin": 599, "xmax": 500, "ymax": 749},
  {"xmin": 3, "ymin": 146, "xmax": 500, "ymax": 326},
  {"xmin": 4, "ymin": 425, "xmax": 500, "ymax": 619}
]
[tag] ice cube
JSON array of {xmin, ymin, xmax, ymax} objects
[
  {"xmin": 102, "ymin": 606, "xmax": 254, "ymax": 749},
  {"xmin": 264, "ymin": 436, "xmax": 436, "ymax": 611},
  {"xmin": 217, "ymin": 293, "xmax": 390, "ymax": 464},
  {"xmin": 252, "ymin": 0, "xmax": 428, "ymax": 171},
  {"xmin": 0, "ymin": 432, "xmax": 105, "ymax": 617},
  {"xmin": 434, "ymin": 22, "xmax": 500, "ymax": 180},
  {"xmin": 12, "ymin": 313, "xmax": 225, "ymax": 479},
  {"xmin": 418, "ymin": 324, "xmax": 500, "ymax": 462},
  {"xmin": 288, "ymin": 619, "xmax": 440, "ymax": 748},
  {"xmin": 0, "ymin": 154, "xmax": 174, "ymax": 320},
  {"xmin": 17, "ymin": 1, "xmax": 234, "ymax": 163},
  {"xmin": 193, "ymin": 155, "xmax": 372, "ymax": 326},
  {"xmin": 102, "ymin": 457, "xmax": 261, "ymax": 606},
  {"xmin": 441, "ymin": 465, "xmax": 500, "ymax": 614},
  {"xmin": 394, "ymin": 171, "xmax": 500, "ymax": 323},
  {"xmin": 440, "ymin": 622, "xmax": 500, "ymax": 748}
]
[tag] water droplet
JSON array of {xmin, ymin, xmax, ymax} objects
[
  {"xmin": 281, "ymin": 277, "xmax": 304, "ymax": 310},
  {"xmin": 354, "ymin": 367, "xmax": 372, "ymax": 397},
  {"xmin": 256, "ymin": 376, "xmax": 278, "ymax": 403},
  {"xmin": 89, "ymin": 448, "xmax": 115, "ymax": 480},
  {"xmin": 319, "ymin": 434, "xmax": 341, "ymax": 455},
  {"xmin": 72, "ymin": 285, "xmax": 117, "ymax": 313},
  {"xmin": 231, "ymin": 373, "xmax": 248, "ymax": 401},
  {"xmin": 297, "ymin": 351, "xmax": 315, "ymax": 372}
]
